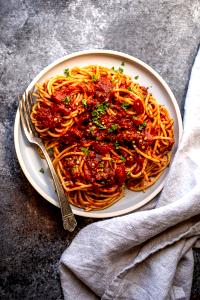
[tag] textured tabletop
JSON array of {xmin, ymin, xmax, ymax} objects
[{"xmin": 0, "ymin": 0, "xmax": 200, "ymax": 299}]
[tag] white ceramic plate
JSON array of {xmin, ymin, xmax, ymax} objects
[{"xmin": 14, "ymin": 50, "xmax": 183, "ymax": 218}]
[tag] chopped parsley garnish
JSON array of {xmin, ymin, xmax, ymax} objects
[
  {"xmin": 93, "ymin": 118, "xmax": 106, "ymax": 129},
  {"xmin": 72, "ymin": 165, "xmax": 78, "ymax": 170},
  {"xmin": 64, "ymin": 68, "xmax": 70, "ymax": 77},
  {"xmin": 108, "ymin": 124, "xmax": 118, "ymax": 133},
  {"xmin": 100, "ymin": 180, "xmax": 106, "ymax": 185},
  {"xmin": 112, "ymin": 65, "xmax": 124, "ymax": 73},
  {"xmin": 92, "ymin": 74, "xmax": 97, "ymax": 82},
  {"xmin": 138, "ymin": 122, "xmax": 147, "ymax": 131},
  {"xmin": 115, "ymin": 141, "xmax": 120, "ymax": 149},
  {"xmin": 91, "ymin": 102, "xmax": 109, "ymax": 129},
  {"xmin": 64, "ymin": 96, "xmax": 70, "ymax": 104},
  {"xmin": 82, "ymin": 98, "xmax": 87, "ymax": 107},
  {"xmin": 39, "ymin": 168, "xmax": 44, "ymax": 173},
  {"xmin": 134, "ymin": 75, "xmax": 139, "ymax": 80},
  {"xmin": 48, "ymin": 148, "xmax": 54, "ymax": 156},
  {"xmin": 96, "ymin": 102, "xmax": 109, "ymax": 114},
  {"xmin": 127, "ymin": 86, "xmax": 133, "ymax": 91},
  {"xmin": 121, "ymin": 61, "xmax": 125, "ymax": 66},
  {"xmin": 92, "ymin": 102, "xmax": 109, "ymax": 118},
  {"xmin": 99, "ymin": 161, "xmax": 104, "ymax": 168},
  {"xmin": 91, "ymin": 110, "xmax": 98, "ymax": 117},
  {"xmin": 92, "ymin": 102, "xmax": 109, "ymax": 116},
  {"xmin": 120, "ymin": 156, "xmax": 126, "ymax": 162},
  {"xmin": 132, "ymin": 116, "xmax": 138, "ymax": 120},
  {"xmin": 89, "ymin": 126, "xmax": 95, "ymax": 133},
  {"xmin": 121, "ymin": 102, "xmax": 130, "ymax": 110},
  {"xmin": 81, "ymin": 147, "xmax": 90, "ymax": 156}
]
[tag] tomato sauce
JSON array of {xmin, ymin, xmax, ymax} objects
[{"xmin": 35, "ymin": 73, "xmax": 171, "ymax": 190}]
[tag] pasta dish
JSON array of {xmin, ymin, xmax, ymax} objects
[{"xmin": 31, "ymin": 65, "xmax": 174, "ymax": 211}]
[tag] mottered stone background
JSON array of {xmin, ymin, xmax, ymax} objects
[{"xmin": 0, "ymin": 0, "xmax": 200, "ymax": 299}]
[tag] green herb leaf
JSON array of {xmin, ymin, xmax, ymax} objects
[
  {"xmin": 121, "ymin": 102, "xmax": 130, "ymax": 110},
  {"xmin": 72, "ymin": 165, "xmax": 78, "ymax": 170},
  {"xmin": 82, "ymin": 98, "xmax": 87, "ymax": 107},
  {"xmin": 132, "ymin": 116, "xmax": 139, "ymax": 121},
  {"xmin": 118, "ymin": 67, "xmax": 124, "ymax": 73},
  {"xmin": 92, "ymin": 102, "xmax": 109, "ymax": 118},
  {"xmin": 89, "ymin": 126, "xmax": 95, "ymax": 134},
  {"xmin": 92, "ymin": 74, "xmax": 97, "ymax": 82},
  {"xmin": 120, "ymin": 156, "xmax": 126, "ymax": 162},
  {"xmin": 127, "ymin": 86, "xmax": 133, "ymax": 91},
  {"xmin": 92, "ymin": 118, "xmax": 106, "ymax": 129},
  {"xmin": 81, "ymin": 147, "xmax": 90, "ymax": 156},
  {"xmin": 91, "ymin": 103, "xmax": 109, "ymax": 129},
  {"xmin": 108, "ymin": 124, "xmax": 118, "ymax": 133},
  {"xmin": 48, "ymin": 148, "xmax": 54, "ymax": 156},
  {"xmin": 99, "ymin": 161, "xmax": 104, "ymax": 168},
  {"xmin": 138, "ymin": 122, "xmax": 147, "ymax": 131},
  {"xmin": 121, "ymin": 61, "xmax": 125, "ymax": 66},
  {"xmin": 64, "ymin": 96, "xmax": 70, "ymax": 104},
  {"xmin": 134, "ymin": 75, "xmax": 139, "ymax": 80},
  {"xmin": 100, "ymin": 180, "xmax": 106, "ymax": 185},
  {"xmin": 39, "ymin": 168, "xmax": 44, "ymax": 173},
  {"xmin": 115, "ymin": 141, "xmax": 120, "ymax": 149},
  {"xmin": 64, "ymin": 68, "xmax": 70, "ymax": 77},
  {"xmin": 111, "ymin": 66, "xmax": 116, "ymax": 72},
  {"xmin": 91, "ymin": 110, "xmax": 98, "ymax": 117},
  {"xmin": 96, "ymin": 102, "xmax": 109, "ymax": 114}
]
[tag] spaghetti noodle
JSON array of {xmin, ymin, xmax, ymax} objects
[{"xmin": 31, "ymin": 65, "xmax": 174, "ymax": 211}]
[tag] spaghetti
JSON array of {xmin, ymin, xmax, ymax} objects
[{"xmin": 31, "ymin": 65, "xmax": 174, "ymax": 211}]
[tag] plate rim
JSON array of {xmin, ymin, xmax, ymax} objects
[{"xmin": 14, "ymin": 49, "xmax": 183, "ymax": 218}]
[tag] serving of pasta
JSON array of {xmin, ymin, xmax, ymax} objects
[{"xmin": 31, "ymin": 64, "xmax": 174, "ymax": 211}]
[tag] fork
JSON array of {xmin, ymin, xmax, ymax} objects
[{"xmin": 18, "ymin": 90, "xmax": 77, "ymax": 232}]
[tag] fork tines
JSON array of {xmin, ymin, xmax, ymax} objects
[{"xmin": 18, "ymin": 89, "xmax": 37, "ymax": 138}]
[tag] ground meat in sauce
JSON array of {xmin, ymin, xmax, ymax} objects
[
  {"xmin": 115, "ymin": 164, "xmax": 126, "ymax": 185},
  {"xmin": 35, "ymin": 106, "xmax": 63, "ymax": 128},
  {"xmin": 94, "ymin": 76, "xmax": 113, "ymax": 101},
  {"xmin": 92, "ymin": 142, "xmax": 113, "ymax": 155},
  {"xmin": 52, "ymin": 87, "xmax": 69, "ymax": 103}
]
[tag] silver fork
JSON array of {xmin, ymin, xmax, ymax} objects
[{"xmin": 18, "ymin": 90, "xmax": 77, "ymax": 232}]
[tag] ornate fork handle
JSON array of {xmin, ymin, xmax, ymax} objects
[
  {"xmin": 19, "ymin": 91, "xmax": 77, "ymax": 231},
  {"xmin": 39, "ymin": 142, "xmax": 77, "ymax": 232}
]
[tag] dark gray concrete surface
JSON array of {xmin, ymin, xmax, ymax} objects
[{"xmin": 0, "ymin": 0, "xmax": 200, "ymax": 299}]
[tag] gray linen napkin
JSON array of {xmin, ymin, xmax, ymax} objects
[{"xmin": 60, "ymin": 49, "xmax": 200, "ymax": 300}]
